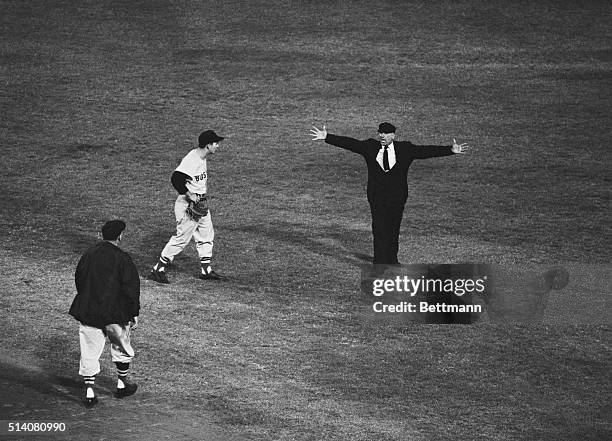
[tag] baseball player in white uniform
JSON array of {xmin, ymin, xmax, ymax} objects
[{"xmin": 150, "ymin": 130, "xmax": 225, "ymax": 283}]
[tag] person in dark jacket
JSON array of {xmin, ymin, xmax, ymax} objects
[
  {"xmin": 311, "ymin": 123, "xmax": 468, "ymax": 264},
  {"xmin": 69, "ymin": 220, "xmax": 140, "ymax": 408}
]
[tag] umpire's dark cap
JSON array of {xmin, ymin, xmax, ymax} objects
[
  {"xmin": 198, "ymin": 130, "xmax": 224, "ymax": 147},
  {"xmin": 378, "ymin": 122, "xmax": 396, "ymax": 134},
  {"xmin": 102, "ymin": 220, "xmax": 126, "ymax": 240}
]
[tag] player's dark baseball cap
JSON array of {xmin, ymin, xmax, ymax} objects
[
  {"xmin": 198, "ymin": 130, "xmax": 224, "ymax": 147},
  {"xmin": 102, "ymin": 220, "xmax": 126, "ymax": 240},
  {"xmin": 378, "ymin": 122, "xmax": 396, "ymax": 134}
]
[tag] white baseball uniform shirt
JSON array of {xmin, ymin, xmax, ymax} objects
[{"xmin": 175, "ymin": 149, "xmax": 208, "ymax": 194}]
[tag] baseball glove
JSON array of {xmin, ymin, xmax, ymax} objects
[{"xmin": 186, "ymin": 196, "xmax": 209, "ymax": 221}]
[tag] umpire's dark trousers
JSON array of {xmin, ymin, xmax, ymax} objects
[{"xmin": 369, "ymin": 201, "xmax": 405, "ymax": 264}]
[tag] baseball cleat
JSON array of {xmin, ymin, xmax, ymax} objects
[
  {"xmin": 199, "ymin": 270, "xmax": 225, "ymax": 281},
  {"xmin": 149, "ymin": 270, "xmax": 169, "ymax": 284},
  {"xmin": 115, "ymin": 382, "xmax": 138, "ymax": 398},
  {"xmin": 84, "ymin": 396, "xmax": 99, "ymax": 408}
]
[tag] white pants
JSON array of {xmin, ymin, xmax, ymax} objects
[
  {"xmin": 161, "ymin": 195, "xmax": 214, "ymax": 261},
  {"xmin": 78, "ymin": 323, "xmax": 135, "ymax": 376}
]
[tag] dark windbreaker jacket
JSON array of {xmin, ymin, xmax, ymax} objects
[{"xmin": 69, "ymin": 241, "xmax": 140, "ymax": 328}]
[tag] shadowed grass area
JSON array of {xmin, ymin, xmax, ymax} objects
[
  {"xmin": 1, "ymin": 0, "xmax": 610, "ymax": 440},
  {"xmin": 1, "ymin": 257, "xmax": 609, "ymax": 440}
]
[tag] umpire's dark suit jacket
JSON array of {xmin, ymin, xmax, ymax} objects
[{"xmin": 325, "ymin": 134, "xmax": 454, "ymax": 264}]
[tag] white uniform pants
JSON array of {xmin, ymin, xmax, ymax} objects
[
  {"xmin": 161, "ymin": 195, "xmax": 214, "ymax": 262},
  {"xmin": 78, "ymin": 323, "xmax": 135, "ymax": 376}
]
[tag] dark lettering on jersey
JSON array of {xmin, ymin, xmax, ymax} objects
[{"xmin": 194, "ymin": 172, "xmax": 207, "ymax": 182}]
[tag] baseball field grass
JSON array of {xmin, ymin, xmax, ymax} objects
[{"xmin": 1, "ymin": 0, "xmax": 610, "ymax": 440}]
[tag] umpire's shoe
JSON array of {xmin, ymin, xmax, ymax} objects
[
  {"xmin": 149, "ymin": 269, "xmax": 169, "ymax": 284},
  {"xmin": 84, "ymin": 396, "xmax": 99, "ymax": 409},
  {"xmin": 199, "ymin": 270, "xmax": 225, "ymax": 281},
  {"xmin": 115, "ymin": 382, "xmax": 138, "ymax": 399}
]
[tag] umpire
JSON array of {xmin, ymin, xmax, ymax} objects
[
  {"xmin": 311, "ymin": 123, "xmax": 468, "ymax": 264},
  {"xmin": 69, "ymin": 220, "xmax": 140, "ymax": 408}
]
